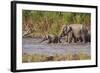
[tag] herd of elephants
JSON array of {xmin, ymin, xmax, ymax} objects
[{"xmin": 40, "ymin": 24, "xmax": 91, "ymax": 44}]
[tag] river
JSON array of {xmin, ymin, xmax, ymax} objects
[{"xmin": 22, "ymin": 38, "xmax": 91, "ymax": 56}]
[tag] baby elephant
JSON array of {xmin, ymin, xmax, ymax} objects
[{"xmin": 40, "ymin": 34, "xmax": 61, "ymax": 44}]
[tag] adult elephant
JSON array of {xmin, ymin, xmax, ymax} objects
[{"xmin": 59, "ymin": 24, "xmax": 90, "ymax": 43}]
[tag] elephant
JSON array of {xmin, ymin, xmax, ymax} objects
[
  {"xmin": 87, "ymin": 30, "xmax": 91, "ymax": 42},
  {"xmin": 40, "ymin": 34, "xmax": 62, "ymax": 44},
  {"xmin": 79, "ymin": 25, "xmax": 91, "ymax": 43},
  {"xmin": 59, "ymin": 24, "xmax": 75, "ymax": 43},
  {"xmin": 81, "ymin": 28, "xmax": 91, "ymax": 43},
  {"xmin": 59, "ymin": 24, "xmax": 91, "ymax": 43}
]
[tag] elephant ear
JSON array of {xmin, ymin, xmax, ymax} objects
[
  {"xmin": 59, "ymin": 25, "xmax": 67, "ymax": 37},
  {"xmin": 67, "ymin": 26, "xmax": 72, "ymax": 34},
  {"xmin": 63, "ymin": 25, "xmax": 67, "ymax": 32}
]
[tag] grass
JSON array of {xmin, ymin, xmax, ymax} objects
[
  {"xmin": 22, "ymin": 52, "xmax": 91, "ymax": 63},
  {"xmin": 23, "ymin": 10, "xmax": 91, "ymax": 38}
]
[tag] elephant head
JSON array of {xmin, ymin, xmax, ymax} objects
[
  {"xmin": 58, "ymin": 24, "xmax": 74, "ymax": 43},
  {"xmin": 59, "ymin": 25, "xmax": 72, "ymax": 38},
  {"xmin": 40, "ymin": 34, "xmax": 61, "ymax": 44}
]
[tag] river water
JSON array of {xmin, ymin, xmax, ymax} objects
[{"xmin": 22, "ymin": 38, "xmax": 91, "ymax": 56}]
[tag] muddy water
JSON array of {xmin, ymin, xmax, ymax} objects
[{"xmin": 22, "ymin": 38, "xmax": 91, "ymax": 56}]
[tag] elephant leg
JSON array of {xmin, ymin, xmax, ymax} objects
[
  {"xmin": 52, "ymin": 36, "xmax": 62, "ymax": 43},
  {"xmin": 68, "ymin": 32, "xmax": 73, "ymax": 43},
  {"xmin": 47, "ymin": 35, "xmax": 53, "ymax": 44},
  {"xmin": 76, "ymin": 36, "xmax": 83, "ymax": 43},
  {"xmin": 76, "ymin": 38, "xmax": 79, "ymax": 42},
  {"xmin": 58, "ymin": 38, "xmax": 62, "ymax": 43},
  {"xmin": 88, "ymin": 34, "xmax": 91, "ymax": 42},
  {"xmin": 69, "ymin": 37, "xmax": 73, "ymax": 43},
  {"xmin": 79, "ymin": 36, "xmax": 83, "ymax": 42},
  {"xmin": 83, "ymin": 37, "xmax": 85, "ymax": 43},
  {"xmin": 72, "ymin": 34, "xmax": 77, "ymax": 43},
  {"xmin": 82, "ymin": 35, "xmax": 87, "ymax": 43},
  {"xmin": 48, "ymin": 40, "xmax": 52, "ymax": 44},
  {"xmin": 85, "ymin": 35, "xmax": 89, "ymax": 43},
  {"xmin": 66, "ymin": 36, "xmax": 68, "ymax": 42},
  {"xmin": 74, "ymin": 38, "xmax": 77, "ymax": 43},
  {"xmin": 86, "ymin": 34, "xmax": 91, "ymax": 43}
]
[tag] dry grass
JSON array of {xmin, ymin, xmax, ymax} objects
[{"xmin": 22, "ymin": 53, "xmax": 91, "ymax": 63}]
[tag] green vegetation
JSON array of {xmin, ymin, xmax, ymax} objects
[
  {"xmin": 22, "ymin": 10, "xmax": 91, "ymax": 37},
  {"xmin": 22, "ymin": 53, "xmax": 91, "ymax": 63}
]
